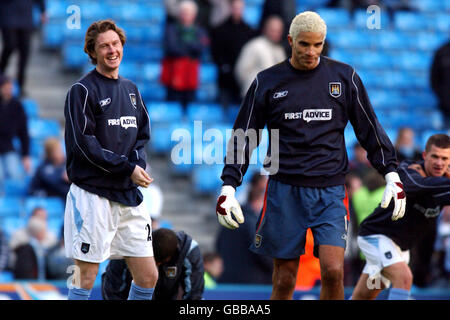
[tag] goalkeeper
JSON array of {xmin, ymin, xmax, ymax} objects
[{"xmin": 216, "ymin": 11, "xmax": 406, "ymax": 300}]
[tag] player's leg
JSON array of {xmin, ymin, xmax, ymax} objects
[
  {"xmin": 381, "ymin": 261, "xmax": 413, "ymax": 300},
  {"xmin": 125, "ymin": 256, "xmax": 158, "ymax": 300},
  {"xmin": 67, "ymin": 259, "xmax": 99, "ymax": 300},
  {"xmin": 351, "ymin": 273, "xmax": 384, "ymax": 300},
  {"xmin": 114, "ymin": 200, "xmax": 158, "ymax": 300},
  {"xmin": 318, "ymin": 244, "xmax": 345, "ymax": 299},
  {"xmin": 271, "ymin": 257, "xmax": 300, "ymax": 300}
]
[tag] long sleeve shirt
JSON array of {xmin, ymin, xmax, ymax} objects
[
  {"xmin": 221, "ymin": 57, "xmax": 397, "ymax": 189},
  {"xmin": 64, "ymin": 68, "xmax": 150, "ymax": 206}
]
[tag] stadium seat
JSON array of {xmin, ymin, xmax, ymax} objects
[
  {"xmin": 27, "ymin": 119, "xmax": 60, "ymax": 140},
  {"xmin": 149, "ymin": 123, "xmax": 173, "ymax": 154},
  {"xmin": 393, "ymin": 51, "xmax": 433, "ymax": 71},
  {"xmin": 419, "ymin": 129, "xmax": 449, "ymax": 149},
  {"xmin": 21, "ymin": 98, "xmax": 39, "ymax": 119},
  {"xmin": 139, "ymin": 82, "xmax": 166, "ymax": 101},
  {"xmin": 24, "ymin": 196, "xmax": 65, "ymax": 218},
  {"xmin": 192, "ymin": 164, "xmax": 222, "ymax": 194},
  {"xmin": 357, "ymin": 51, "xmax": 393, "ymax": 70},
  {"xmin": 352, "ymin": 8, "xmax": 391, "ymax": 29},
  {"xmin": 394, "ymin": 11, "xmax": 429, "ymax": 31},
  {"xmin": 63, "ymin": 42, "xmax": 88, "ymax": 69},
  {"xmin": 4, "ymin": 178, "xmax": 30, "ymax": 197},
  {"xmin": 42, "ymin": 22, "xmax": 64, "ymax": 48},
  {"xmin": 196, "ymin": 84, "xmax": 218, "ymax": 102},
  {"xmin": 243, "ymin": 4, "xmax": 262, "ymax": 29},
  {"xmin": 187, "ymin": 103, "xmax": 224, "ymax": 123},
  {"xmin": 0, "ymin": 197, "xmax": 23, "ymax": 218},
  {"xmin": 142, "ymin": 63, "xmax": 161, "ymax": 82},
  {"xmin": 199, "ymin": 64, "xmax": 218, "ymax": 84},
  {"xmin": 316, "ymin": 8, "xmax": 351, "ymax": 29},
  {"xmin": 1, "ymin": 216, "xmax": 26, "ymax": 239},
  {"xmin": 118, "ymin": 62, "xmax": 140, "ymax": 83},
  {"xmin": 329, "ymin": 30, "xmax": 372, "ymax": 49},
  {"xmin": 147, "ymin": 101, "xmax": 183, "ymax": 124}
]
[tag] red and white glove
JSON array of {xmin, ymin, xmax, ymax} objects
[
  {"xmin": 381, "ymin": 172, "xmax": 406, "ymax": 221},
  {"xmin": 216, "ymin": 186, "xmax": 244, "ymax": 229}
]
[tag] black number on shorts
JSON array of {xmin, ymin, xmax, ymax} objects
[{"xmin": 145, "ymin": 223, "xmax": 152, "ymax": 241}]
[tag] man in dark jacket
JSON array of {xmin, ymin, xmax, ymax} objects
[
  {"xmin": 102, "ymin": 228, "xmax": 204, "ymax": 300},
  {"xmin": 430, "ymin": 41, "xmax": 450, "ymax": 128},
  {"xmin": 0, "ymin": 0, "xmax": 47, "ymax": 96},
  {"xmin": 0, "ymin": 74, "xmax": 30, "ymax": 195},
  {"xmin": 209, "ymin": 0, "xmax": 256, "ymax": 109}
]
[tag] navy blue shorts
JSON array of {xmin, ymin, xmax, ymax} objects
[{"xmin": 249, "ymin": 179, "xmax": 349, "ymax": 259}]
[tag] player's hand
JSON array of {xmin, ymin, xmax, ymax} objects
[
  {"xmin": 131, "ymin": 165, "xmax": 153, "ymax": 188},
  {"xmin": 216, "ymin": 185, "xmax": 244, "ymax": 229},
  {"xmin": 408, "ymin": 164, "xmax": 426, "ymax": 177},
  {"xmin": 381, "ymin": 172, "xmax": 406, "ymax": 221}
]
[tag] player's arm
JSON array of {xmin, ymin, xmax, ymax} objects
[
  {"xmin": 218, "ymin": 77, "xmax": 266, "ymax": 229},
  {"xmin": 64, "ymin": 83, "xmax": 136, "ymax": 176},
  {"xmin": 348, "ymin": 70, "xmax": 405, "ymax": 220},
  {"xmin": 400, "ymin": 163, "xmax": 450, "ymax": 203},
  {"xmin": 183, "ymin": 242, "xmax": 205, "ymax": 300},
  {"xmin": 129, "ymin": 89, "xmax": 150, "ymax": 170}
]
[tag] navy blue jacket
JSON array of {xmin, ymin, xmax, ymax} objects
[
  {"xmin": 0, "ymin": 0, "xmax": 45, "ymax": 29},
  {"xmin": 101, "ymin": 231, "xmax": 204, "ymax": 300},
  {"xmin": 0, "ymin": 97, "xmax": 29, "ymax": 156},
  {"xmin": 64, "ymin": 69, "xmax": 150, "ymax": 206},
  {"xmin": 221, "ymin": 57, "xmax": 397, "ymax": 189},
  {"xmin": 359, "ymin": 160, "xmax": 450, "ymax": 250}
]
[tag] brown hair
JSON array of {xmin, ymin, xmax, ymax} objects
[
  {"xmin": 84, "ymin": 19, "xmax": 126, "ymax": 65},
  {"xmin": 425, "ymin": 134, "xmax": 450, "ymax": 152}
]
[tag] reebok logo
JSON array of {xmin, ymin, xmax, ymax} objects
[
  {"xmin": 108, "ymin": 116, "xmax": 137, "ymax": 129},
  {"xmin": 99, "ymin": 97, "xmax": 111, "ymax": 107},
  {"xmin": 273, "ymin": 90, "xmax": 288, "ymax": 99}
]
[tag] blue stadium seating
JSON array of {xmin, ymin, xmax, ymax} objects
[
  {"xmin": 21, "ymin": 98, "xmax": 39, "ymax": 119},
  {"xmin": 199, "ymin": 64, "xmax": 218, "ymax": 84},
  {"xmin": 243, "ymin": 4, "xmax": 262, "ymax": 29},
  {"xmin": 139, "ymin": 82, "xmax": 166, "ymax": 101},
  {"xmin": 24, "ymin": 197, "xmax": 65, "ymax": 218},
  {"xmin": 352, "ymin": 8, "xmax": 391, "ymax": 29},
  {"xmin": 27, "ymin": 119, "xmax": 60, "ymax": 140},
  {"xmin": 42, "ymin": 22, "xmax": 65, "ymax": 48},
  {"xmin": 1, "ymin": 216, "xmax": 26, "ymax": 239},
  {"xmin": 142, "ymin": 63, "xmax": 161, "ymax": 82},
  {"xmin": 63, "ymin": 42, "xmax": 88, "ymax": 69},
  {"xmin": 394, "ymin": 11, "xmax": 430, "ymax": 31},
  {"xmin": 192, "ymin": 164, "xmax": 222, "ymax": 194},
  {"xmin": 187, "ymin": 103, "xmax": 224, "ymax": 123},
  {"xmin": 0, "ymin": 197, "xmax": 23, "ymax": 218},
  {"xmin": 316, "ymin": 8, "xmax": 351, "ymax": 29},
  {"xmin": 147, "ymin": 101, "xmax": 183, "ymax": 124},
  {"xmin": 4, "ymin": 178, "xmax": 30, "ymax": 197}
]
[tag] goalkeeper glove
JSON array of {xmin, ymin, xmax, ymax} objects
[
  {"xmin": 381, "ymin": 171, "xmax": 406, "ymax": 221},
  {"xmin": 216, "ymin": 185, "xmax": 244, "ymax": 229}
]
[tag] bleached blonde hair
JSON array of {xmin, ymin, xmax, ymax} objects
[{"xmin": 289, "ymin": 11, "xmax": 327, "ymax": 41}]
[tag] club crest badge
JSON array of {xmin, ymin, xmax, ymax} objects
[
  {"xmin": 129, "ymin": 93, "xmax": 137, "ymax": 108},
  {"xmin": 384, "ymin": 251, "xmax": 392, "ymax": 259},
  {"xmin": 329, "ymin": 82, "xmax": 342, "ymax": 98},
  {"xmin": 254, "ymin": 234, "xmax": 262, "ymax": 248},
  {"xmin": 81, "ymin": 242, "xmax": 90, "ymax": 254},
  {"xmin": 165, "ymin": 266, "xmax": 177, "ymax": 278}
]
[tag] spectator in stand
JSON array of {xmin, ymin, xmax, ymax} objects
[
  {"xmin": 258, "ymin": 0, "xmax": 296, "ymax": 56},
  {"xmin": 203, "ymin": 251, "xmax": 223, "ymax": 288},
  {"xmin": 0, "ymin": 74, "xmax": 31, "ymax": 195},
  {"xmin": 348, "ymin": 142, "xmax": 372, "ymax": 179},
  {"xmin": 430, "ymin": 41, "xmax": 450, "ymax": 129},
  {"xmin": 161, "ymin": 0, "xmax": 209, "ymax": 110},
  {"xmin": 29, "ymin": 137, "xmax": 70, "ymax": 201},
  {"xmin": 394, "ymin": 127, "xmax": 422, "ymax": 163},
  {"xmin": 216, "ymin": 173, "xmax": 273, "ymax": 284},
  {"xmin": 0, "ymin": 0, "xmax": 47, "ymax": 97},
  {"xmin": 209, "ymin": 0, "xmax": 231, "ymax": 29},
  {"xmin": 234, "ymin": 15, "xmax": 286, "ymax": 98},
  {"xmin": 0, "ymin": 228, "xmax": 9, "ymax": 273},
  {"xmin": 210, "ymin": 0, "xmax": 256, "ymax": 109},
  {"xmin": 8, "ymin": 207, "xmax": 57, "ymax": 280}
]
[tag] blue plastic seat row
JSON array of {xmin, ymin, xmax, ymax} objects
[{"xmin": 0, "ymin": 196, "xmax": 65, "ymax": 218}]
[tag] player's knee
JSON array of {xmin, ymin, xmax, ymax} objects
[
  {"xmin": 392, "ymin": 268, "xmax": 413, "ymax": 290},
  {"xmin": 79, "ymin": 268, "xmax": 99, "ymax": 289},
  {"xmin": 321, "ymin": 266, "xmax": 343, "ymax": 287},
  {"xmin": 273, "ymin": 269, "xmax": 296, "ymax": 292},
  {"xmin": 135, "ymin": 266, "xmax": 158, "ymax": 288}
]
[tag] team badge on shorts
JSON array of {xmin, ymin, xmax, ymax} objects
[
  {"xmin": 81, "ymin": 242, "xmax": 90, "ymax": 254},
  {"xmin": 329, "ymin": 82, "xmax": 342, "ymax": 98},
  {"xmin": 254, "ymin": 234, "xmax": 262, "ymax": 248},
  {"xmin": 385, "ymin": 251, "xmax": 392, "ymax": 259},
  {"xmin": 129, "ymin": 93, "xmax": 137, "ymax": 108},
  {"xmin": 165, "ymin": 266, "xmax": 177, "ymax": 278}
]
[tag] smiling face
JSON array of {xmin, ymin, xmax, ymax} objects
[
  {"xmin": 93, "ymin": 29, "xmax": 123, "ymax": 78},
  {"xmin": 423, "ymin": 144, "xmax": 450, "ymax": 177},
  {"xmin": 288, "ymin": 31, "xmax": 324, "ymax": 70}
]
